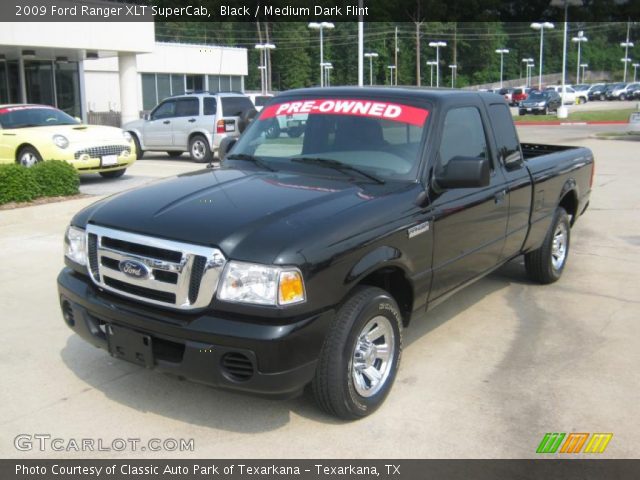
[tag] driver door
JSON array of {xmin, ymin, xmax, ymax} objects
[{"xmin": 143, "ymin": 100, "xmax": 175, "ymax": 148}]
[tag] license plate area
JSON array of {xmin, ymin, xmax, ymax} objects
[
  {"xmin": 107, "ymin": 325, "xmax": 153, "ymax": 368},
  {"xmin": 101, "ymin": 154, "xmax": 118, "ymax": 166}
]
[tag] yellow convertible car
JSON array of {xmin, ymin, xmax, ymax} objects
[{"xmin": 0, "ymin": 104, "xmax": 135, "ymax": 178}]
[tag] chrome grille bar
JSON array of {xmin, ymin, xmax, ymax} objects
[{"xmin": 86, "ymin": 225, "xmax": 225, "ymax": 310}]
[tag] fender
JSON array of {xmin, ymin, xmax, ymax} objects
[
  {"xmin": 558, "ymin": 177, "xmax": 578, "ymax": 205},
  {"xmin": 345, "ymin": 246, "xmax": 403, "ymax": 284},
  {"xmin": 126, "ymin": 128, "xmax": 145, "ymax": 149}
]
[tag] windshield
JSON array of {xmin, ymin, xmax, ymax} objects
[
  {"xmin": 527, "ymin": 92, "xmax": 548, "ymax": 100},
  {"xmin": 0, "ymin": 105, "xmax": 79, "ymax": 129},
  {"xmin": 231, "ymin": 98, "xmax": 430, "ymax": 181}
]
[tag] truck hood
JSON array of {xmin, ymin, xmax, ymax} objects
[{"xmin": 75, "ymin": 167, "xmax": 412, "ymax": 264}]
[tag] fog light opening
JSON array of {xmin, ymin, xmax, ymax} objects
[{"xmin": 61, "ymin": 300, "xmax": 75, "ymax": 327}]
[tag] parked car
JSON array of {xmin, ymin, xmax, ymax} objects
[
  {"xmin": 59, "ymin": 87, "xmax": 593, "ymax": 419},
  {"xmin": 602, "ymin": 83, "xmax": 623, "ymax": 100},
  {"xmin": 519, "ymin": 90, "xmax": 562, "ymax": 115},
  {"xmin": 0, "ymin": 104, "xmax": 135, "ymax": 178},
  {"xmin": 247, "ymin": 93, "xmax": 274, "ymax": 112},
  {"xmin": 606, "ymin": 82, "xmax": 636, "ymax": 101},
  {"xmin": 512, "ymin": 87, "xmax": 529, "ymax": 104},
  {"xmin": 544, "ymin": 85, "xmax": 586, "ymax": 104},
  {"xmin": 123, "ymin": 92, "xmax": 255, "ymax": 163},
  {"xmin": 587, "ymin": 83, "xmax": 608, "ymax": 101},
  {"xmin": 498, "ymin": 87, "xmax": 515, "ymax": 105},
  {"xmin": 628, "ymin": 83, "xmax": 640, "ymax": 99}
]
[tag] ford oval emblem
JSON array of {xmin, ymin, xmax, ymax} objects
[{"xmin": 119, "ymin": 259, "xmax": 150, "ymax": 280}]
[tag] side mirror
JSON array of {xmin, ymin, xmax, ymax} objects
[
  {"xmin": 74, "ymin": 116, "xmax": 82, "ymax": 123},
  {"xmin": 143, "ymin": 113, "xmax": 150, "ymax": 121},
  {"xmin": 434, "ymin": 156, "xmax": 490, "ymax": 190},
  {"xmin": 218, "ymin": 137, "xmax": 237, "ymax": 162}
]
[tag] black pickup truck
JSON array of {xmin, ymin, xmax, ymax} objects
[{"xmin": 58, "ymin": 88, "xmax": 593, "ymax": 419}]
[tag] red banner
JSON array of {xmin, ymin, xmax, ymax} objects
[{"xmin": 260, "ymin": 99, "xmax": 429, "ymax": 126}]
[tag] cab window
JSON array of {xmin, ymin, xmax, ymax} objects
[{"xmin": 438, "ymin": 107, "xmax": 489, "ymax": 169}]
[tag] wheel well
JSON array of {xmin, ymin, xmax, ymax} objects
[
  {"xmin": 188, "ymin": 132, "xmax": 208, "ymax": 144},
  {"xmin": 359, "ymin": 267, "xmax": 414, "ymax": 327},
  {"xmin": 14, "ymin": 143, "xmax": 36, "ymax": 163},
  {"xmin": 559, "ymin": 190, "xmax": 578, "ymax": 225}
]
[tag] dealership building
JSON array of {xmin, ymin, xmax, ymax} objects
[{"xmin": 0, "ymin": 22, "xmax": 248, "ymax": 125}]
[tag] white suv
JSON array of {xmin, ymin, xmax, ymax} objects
[{"xmin": 124, "ymin": 92, "xmax": 255, "ymax": 162}]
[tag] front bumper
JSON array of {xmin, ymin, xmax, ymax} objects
[
  {"xmin": 519, "ymin": 105, "xmax": 547, "ymax": 113},
  {"xmin": 55, "ymin": 144, "xmax": 136, "ymax": 173},
  {"xmin": 57, "ymin": 268, "xmax": 331, "ymax": 397}
]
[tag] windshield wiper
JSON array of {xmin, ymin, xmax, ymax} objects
[
  {"xmin": 290, "ymin": 157, "xmax": 385, "ymax": 184},
  {"xmin": 225, "ymin": 153, "xmax": 276, "ymax": 172}
]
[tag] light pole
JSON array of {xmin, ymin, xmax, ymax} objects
[
  {"xmin": 255, "ymin": 43, "xmax": 276, "ymax": 95},
  {"xmin": 308, "ymin": 22, "xmax": 334, "ymax": 87},
  {"xmin": 257, "ymin": 66, "xmax": 266, "ymax": 94},
  {"xmin": 530, "ymin": 22, "xmax": 554, "ymax": 90},
  {"xmin": 522, "ymin": 58, "xmax": 534, "ymax": 86},
  {"xmin": 426, "ymin": 60, "xmax": 437, "ymax": 87},
  {"xmin": 387, "ymin": 65, "xmax": 396, "ymax": 86},
  {"xmin": 633, "ymin": 63, "xmax": 639, "ymax": 82},
  {"xmin": 495, "ymin": 49, "xmax": 509, "ymax": 88},
  {"xmin": 580, "ymin": 63, "xmax": 588, "ymax": 81},
  {"xmin": 620, "ymin": 42, "xmax": 634, "ymax": 82},
  {"xmin": 449, "ymin": 65, "xmax": 457, "ymax": 88},
  {"xmin": 321, "ymin": 62, "xmax": 333, "ymax": 87},
  {"xmin": 364, "ymin": 52, "xmax": 378, "ymax": 86},
  {"xmin": 528, "ymin": 62, "xmax": 535, "ymax": 88},
  {"xmin": 572, "ymin": 31, "xmax": 588, "ymax": 84},
  {"xmin": 428, "ymin": 41, "xmax": 447, "ymax": 87}
]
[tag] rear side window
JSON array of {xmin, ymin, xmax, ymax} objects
[
  {"xmin": 203, "ymin": 97, "xmax": 217, "ymax": 115},
  {"xmin": 221, "ymin": 96, "xmax": 253, "ymax": 116},
  {"xmin": 438, "ymin": 107, "xmax": 488, "ymax": 169},
  {"xmin": 253, "ymin": 96, "xmax": 271, "ymax": 107},
  {"xmin": 488, "ymin": 104, "xmax": 523, "ymax": 169},
  {"xmin": 175, "ymin": 98, "xmax": 199, "ymax": 117}
]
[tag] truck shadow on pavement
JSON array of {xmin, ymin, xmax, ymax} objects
[{"xmin": 59, "ymin": 258, "xmax": 530, "ymax": 432}]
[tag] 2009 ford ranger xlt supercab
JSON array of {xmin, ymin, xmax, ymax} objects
[{"xmin": 58, "ymin": 88, "xmax": 593, "ymax": 420}]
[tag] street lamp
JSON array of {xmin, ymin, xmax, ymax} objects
[
  {"xmin": 522, "ymin": 58, "xmax": 534, "ymax": 86},
  {"xmin": 620, "ymin": 41, "xmax": 634, "ymax": 82},
  {"xmin": 528, "ymin": 62, "xmax": 535, "ymax": 88},
  {"xmin": 387, "ymin": 65, "xmax": 396, "ymax": 86},
  {"xmin": 449, "ymin": 65, "xmax": 457, "ymax": 88},
  {"xmin": 428, "ymin": 41, "xmax": 447, "ymax": 87},
  {"xmin": 530, "ymin": 22, "xmax": 554, "ymax": 90},
  {"xmin": 580, "ymin": 63, "xmax": 588, "ymax": 81},
  {"xmin": 495, "ymin": 48, "xmax": 509, "ymax": 88},
  {"xmin": 308, "ymin": 22, "xmax": 335, "ymax": 87},
  {"xmin": 572, "ymin": 31, "xmax": 588, "ymax": 84},
  {"xmin": 364, "ymin": 52, "xmax": 379, "ymax": 86},
  {"xmin": 255, "ymin": 43, "xmax": 276, "ymax": 95},
  {"xmin": 426, "ymin": 60, "xmax": 437, "ymax": 87},
  {"xmin": 633, "ymin": 63, "xmax": 639, "ymax": 82}
]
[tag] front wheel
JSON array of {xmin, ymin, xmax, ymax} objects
[
  {"xmin": 130, "ymin": 134, "xmax": 144, "ymax": 159},
  {"xmin": 525, "ymin": 207, "xmax": 571, "ymax": 284},
  {"xmin": 189, "ymin": 135, "xmax": 211, "ymax": 163},
  {"xmin": 17, "ymin": 146, "xmax": 42, "ymax": 167},
  {"xmin": 312, "ymin": 286, "xmax": 402, "ymax": 420},
  {"xmin": 620, "ymin": 94, "xmax": 626, "ymax": 101},
  {"xmin": 99, "ymin": 169, "xmax": 126, "ymax": 179}
]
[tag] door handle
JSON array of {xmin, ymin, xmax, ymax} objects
[
  {"xmin": 188, "ymin": 118, "xmax": 196, "ymax": 123},
  {"xmin": 163, "ymin": 120, "xmax": 170, "ymax": 124},
  {"xmin": 494, "ymin": 190, "xmax": 507, "ymax": 204}
]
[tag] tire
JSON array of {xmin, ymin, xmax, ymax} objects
[
  {"xmin": 519, "ymin": 110, "xmax": 526, "ymax": 116},
  {"xmin": 599, "ymin": 94, "xmax": 605, "ymax": 101},
  {"xmin": 620, "ymin": 94, "xmax": 626, "ymax": 101},
  {"xmin": 130, "ymin": 133, "xmax": 144, "ymax": 159},
  {"xmin": 525, "ymin": 207, "xmax": 571, "ymax": 284},
  {"xmin": 189, "ymin": 135, "xmax": 211, "ymax": 163},
  {"xmin": 287, "ymin": 126, "xmax": 304, "ymax": 138},
  {"xmin": 312, "ymin": 286, "xmax": 402, "ymax": 420},
  {"xmin": 166, "ymin": 151, "xmax": 183, "ymax": 158},
  {"xmin": 17, "ymin": 146, "xmax": 42, "ymax": 168},
  {"xmin": 264, "ymin": 120, "xmax": 281, "ymax": 139},
  {"xmin": 543, "ymin": 106, "xmax": 549, "ymax": 115},
  {"xmin": 99, "ymin": 169, "xmax": 126, "ymax": 179}
]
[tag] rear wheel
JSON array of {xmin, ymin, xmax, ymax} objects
[
  {"xmin": 525, "ymin": 207, "xmax": 571, "ymax": 284},
  {"xmin": 312, "ymin": 286, "xmax": 402, "ymax": 420},
  {"xmin": 287, "ymin": 126, "xmax": 304, "ymax": 138},
  {"xmin": 166, "ymin": 151, "xmax": 183, "ymax": 158},
  {"xmin": 99, "ymin": 169, "xmax": 126, "ymax": 179},
  {"xmin": 189, "ymin": 135, "xmax": 211, "ymax": 163},
  {"xmin": 264, "ymin": 120, "xmax": 281, "ymax": 139},
  {"xmin": 620, "ymin": 94, "xmax": 626, "ymax": 101},
  {"xmin": 17, "ymin": 146, "xmax": 42, "ymax": 168},
  {"xmin": 599, "ymin": 94, "xmax": 605, "ymax": 101}
]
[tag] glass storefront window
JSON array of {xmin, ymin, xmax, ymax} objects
[
  {"xmin": 141, "ymin": 73, "xmax": 157, "ymax": 110},
  {"xmin": 24, "ymin": 60, "xmax": 55, "ymax": 107},
  {"xmin": 157, "ymin": 74, "xmax": 171, "ymax": 102},
  {"xmin": 171, "ymin": 74, "xmax": 184, "ymax": 96},
  {"xmin": 55, "ymin": 61, "xmax": 81, "ymax": 117}
]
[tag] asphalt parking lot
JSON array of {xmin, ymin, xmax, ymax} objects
[{"xmin": 1, "ymin": 125, "xmax": 639, "ymax": 459}]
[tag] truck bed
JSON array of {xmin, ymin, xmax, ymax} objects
[{"xmin": 521, "ymin": 143, "xmax": 577, "ymax": 160}]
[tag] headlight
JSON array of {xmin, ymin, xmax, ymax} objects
[
  {"xmin": 218, "ymin": 261, "xmax": 306, "ymax": 306},
  {"xmin": 538, "ymin": 102, "xmax": 546, "ymax": 107},
  {"xmin": 53, "ymin": 134, "xmax": 69, "ymax": 149},
  {"xmin": 123, "ymin": 131, "xmax": 132, "ymax": 142},
  {"xmin": 64, "ymin": 226, "xmax": 87, "ymax": 266}
]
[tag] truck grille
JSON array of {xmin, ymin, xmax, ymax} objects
[
  {"xmin": 86, "ymin": 225, "xmax": 225, "ymax": 310},
  {"xmin": 74, "ymin": 145, "xmax": 130, "ymax": 159}
]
